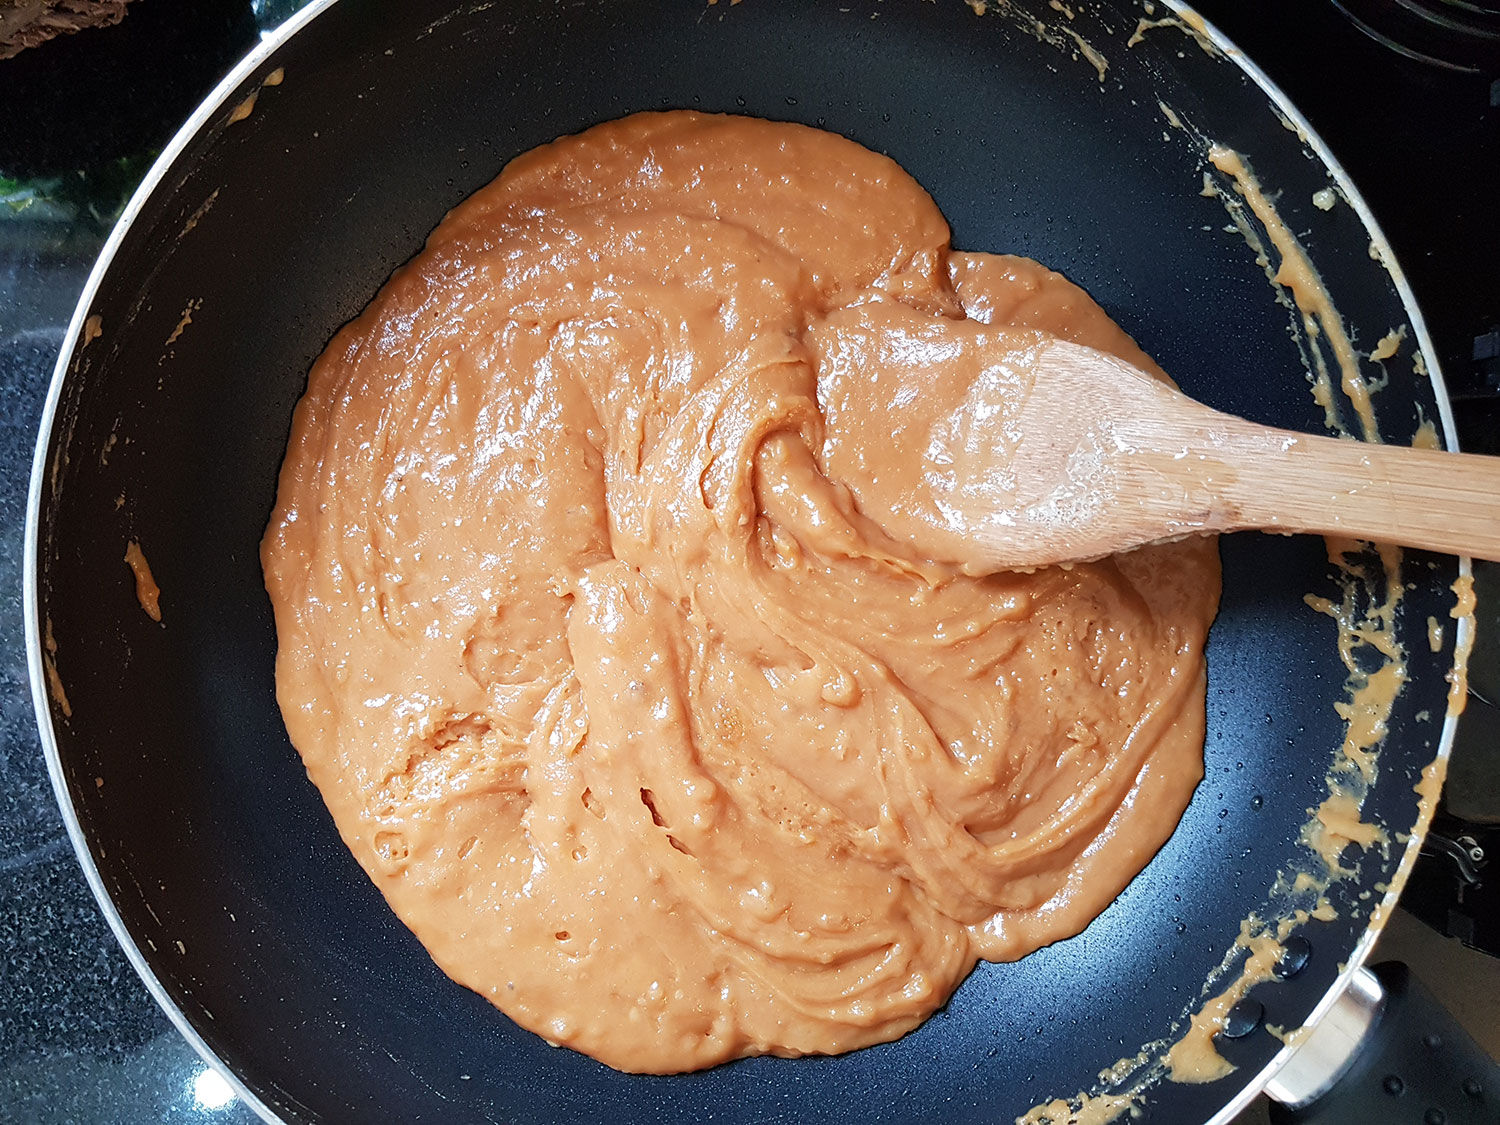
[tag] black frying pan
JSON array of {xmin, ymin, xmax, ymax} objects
[{"xmin": 23, "ymin": 1, "xmax": 1484, "ymax": 1121}]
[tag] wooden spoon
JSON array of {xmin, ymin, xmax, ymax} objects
[{"xmin": 816, "ymin": 321, "xmax": 1500, "ymax": 571}]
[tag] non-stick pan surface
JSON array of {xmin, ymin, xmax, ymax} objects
[{"xmin": 27, "ymin": 1, "xmax": 1469, "ymax": 1121}]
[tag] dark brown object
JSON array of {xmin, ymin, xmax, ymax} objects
[{"xmin": 0, "ymin": 0, "xmax": 132, "ymax": 60}]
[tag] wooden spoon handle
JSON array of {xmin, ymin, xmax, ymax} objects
[{"xmin": 1216, "ymin": 426, "xmax": 1500, "ymax": 562}]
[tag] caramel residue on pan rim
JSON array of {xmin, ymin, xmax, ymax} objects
[
  {"xmin": 1061, "ymin": 25, "xmax": 1109, "ymax": 82},
  {"xmin": 164, "ymin": 298, "xmax": 202, "ymax": 349},
  {"xmin": 1370, "ymin": 325, "xmax": 1406, "ymax": 363},
  {"xmin": 1304, "ymin": 790, "xmax": 1389, "ymax": 876},
  {"xmin": 43, "ymin": 615, "xmax": 72, "ymax": 719},
  {"xmin": 45, "ymin": 660, "xmax": 72, "ymax": 719},
  {"xmin": 82, "ymin": 314, "xmax": 102, "ymax": 347},
  {"xmin": 1266, "ymin": 1021, "xmax": 1313, "ymax": 1050},
  {"xmin": 227, "ymin": 91, "xmax": 259, "ymax": 125},
  {"xmin": 1414, "ymin": 755, "xmax": 1445, "ymax": 820},
  {"xmin": 1446, "ymin": 571, "xmax": 1476, "ymax": 718},
  {"xmin": 965, "ymin": 0, "xmax": 1109, "ymax": 83},
  {"xmin": 1125, "ymin": 6, "xmax": 1218, "ymax": 56},
  {"xmin": 124, "ymin": 540, "xmax": 162, "ymax": 623},
  {"xmin": 227, "ymin": 66, "xmax": 285, "ymax": 124},
  {"xmin": 1156, "ymin": 545, "xmax": 1414, "ymax": 1092},
  {"xmin": 1014, "ymin": 1089, "xmax": 1142, "ymax": 1125},
  {"xmin": 1209, "ymin": 145, "xmax": 1379, "ymax": 442},
  {"xmin": 1023, "ymin": 131, "xmax": 1434, "ymax": 1118},
  {"xmin": 1165, "ymin": 914, "xmax": 1287, "ymax": 1083},
  {"xmin": 1301, "ymin": 541, "xmax": 1407, "ymax": 785},
  {"xmin": 179, "ymin": 188, "xmax": 220, "ymax": 238},
  {"xmin": 1276, "ymin": 110, "xmax": 1310, "ymax": 145},
  {"xmin": 1158, "ymin": 149, "xmax": 1418, "ymax": 1086}
]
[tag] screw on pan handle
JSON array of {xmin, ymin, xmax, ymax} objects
[{"xmin": 1268, "ymin": 961, "xmax": 1500, "ymax": 1125}]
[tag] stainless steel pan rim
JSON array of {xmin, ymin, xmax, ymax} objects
[{"xmin": 23, "ymin": 2, "xmax": 1472, "ymax": 1121}]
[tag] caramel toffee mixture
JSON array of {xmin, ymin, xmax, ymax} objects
[{"xmin": 262, "ymin": 112, "xmax": 1219, "ymax": 1073}]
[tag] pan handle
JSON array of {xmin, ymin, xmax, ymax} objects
[{"xmin": 1266, "ymin": 961, "xmax": 1500, "ymax": 1125}]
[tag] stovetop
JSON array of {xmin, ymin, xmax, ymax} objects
[{"xmin": 0, "ymin": 2, "xmax": 1494, "ymax": 1122}]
